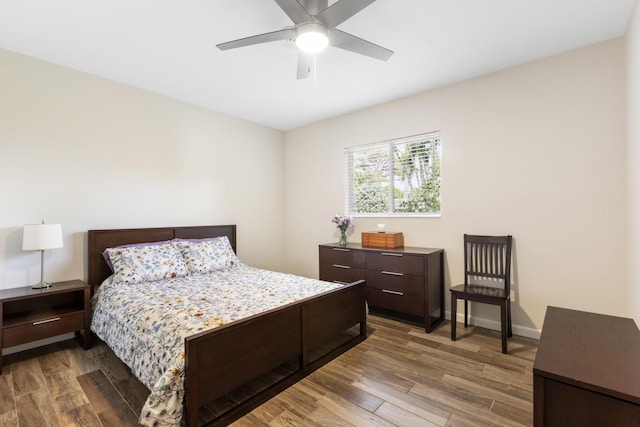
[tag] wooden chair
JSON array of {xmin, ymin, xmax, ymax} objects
[{"xmin": 450, "ymin": 234, "xmax": 513, "ymax": 354}]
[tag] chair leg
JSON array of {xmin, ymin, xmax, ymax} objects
[
  {"xmin": 450, "ymin": 293, "xmax": 457, "ymax": 341},
  {"xmin": 500, "ymin": 301, "xmax": 508, "ymax": 354},
  {"xmin": 507, "ymin": 300, "xmax": 513, "ymax": 337},
  {"xmin": 464, "ymin": 299, "xmax": 468, "ymax": 327}
]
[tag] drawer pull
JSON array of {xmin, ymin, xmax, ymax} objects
[
  {"xmin": 333, "ymin": 264, "xmax": 351, "ymax": 269},
  {"xmin": 332, "ymin": 248, "xmax": 350, "ymax": 252},
  {"xmin": 333, "ymin": 280, "xmax": 348, "ymax": 285},
  {"xmin": 382, "ymin": 289, "xmax": 404, "ymax": 296},
  {"xmin": 33, "ymin": 317, "xmax": 61, "ymax": 326},
  {"xmin": 382, "ymin": 271, "xmax": 404, "ymax": 276},
  {"xmin": 381, "ymin": 252, "xmax": 403, "ymax": 257}
]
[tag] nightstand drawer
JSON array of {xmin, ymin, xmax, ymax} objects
[
  {"xmin": 3, "ymin": 311, "xmax": 85, "ymax": 348},
  {"xmin": 366, "ymin": 252, "xmax": 424, "ymax": 275},
  {"xmin": 319, "ymin": 246, "xmax": 366, "ymax": 268},
  {"xmin": 366, "ymin": 288, "xmax": 425, "ymax": 317}
]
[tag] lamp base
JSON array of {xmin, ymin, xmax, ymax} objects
[{"xmin": 32, "ymin": 281, "xmax": 52, "ymax": 289}]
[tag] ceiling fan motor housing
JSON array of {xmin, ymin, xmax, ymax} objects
[{"xmin": 295, "ymin": 22, "xmax": 329, "ymax": 52}]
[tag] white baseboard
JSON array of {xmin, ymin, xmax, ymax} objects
[{"xmin": 446, "ymin": 311, "xmax": 540, "ymax": 340}]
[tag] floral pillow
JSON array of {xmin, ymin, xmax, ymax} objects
[
  {"xmin": 172, "ymin": 236, "xmax": 240, "ymax": 274},
  {"xmin": 102, "ymin": 240, "xmax": 172, "ymax": 272},
  {"xmin": 106, "ymin": 243, "xmax": 189, "ymax": 284}
]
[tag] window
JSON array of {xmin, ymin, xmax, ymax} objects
[{"xmin": 345, "ymin": 132, "xmax": 441, "ymax": 217}]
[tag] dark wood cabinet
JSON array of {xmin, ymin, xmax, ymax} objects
[
  {"xmin": 0, "ymin": 280, "xmax": 91, "ymax": 372},
  {"xmin": 533, "ymin": 306, "xmax": 640, "ymax": 426},
  {"xmin": 319, "ymin": 243, "xmax": 444, "ymax": 332}
]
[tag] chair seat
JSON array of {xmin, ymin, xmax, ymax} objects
[{"xmin": 450, "ymin": 284, "xmax": 509, "ymax": 299}]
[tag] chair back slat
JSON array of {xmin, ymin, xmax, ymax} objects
[{"xmin": 464, "ymin": 234, "xmax": 512, "ymax": 292}]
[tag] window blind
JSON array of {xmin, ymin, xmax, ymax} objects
[{"xmin": 344, "ymin": 131, "xmax": 441, "ymax": 216}]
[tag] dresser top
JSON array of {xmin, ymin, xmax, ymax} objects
[{"xmin": 320, "ymin": 242, "xmax": 444, "ymax": 255}]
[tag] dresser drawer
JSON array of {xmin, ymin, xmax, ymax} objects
[
  {"xmin": 320, "ymin": 264, "xmax": 366, "ymax": 284},
  {"xmin": 366, "ymin": 252, "xmax": 424, "ymax": 275},
  {"xmin": 3, "ymin": 311, "xmax": 85, "ymax": 348},
  {"xmin": 366, "ymin": 271, "xmax": 424, "ymax": 296},
  {"xmin": 319, "ymin": 246, "xmax": 366, "ymax": 268},
  {"xmin": 367, "ymin": 288, "xmax": 425, "ymax": 317}
]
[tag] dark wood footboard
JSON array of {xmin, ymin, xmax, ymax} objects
[{"xmin": 183, "ymin": 279, "xmax": 366, "ymax": 427}]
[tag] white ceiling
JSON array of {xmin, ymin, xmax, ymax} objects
[{"xmin": 0, "ymin": 0, "xmax": 635, "ymax": 130}]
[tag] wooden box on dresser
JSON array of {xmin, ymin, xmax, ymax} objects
[
  {"xmin": 0, "ymin": 279, "xmax": 91, "ymax": 372},
  {"xmin": 319, "ymin": 243, "xmax": 444, "ymax": 332}
]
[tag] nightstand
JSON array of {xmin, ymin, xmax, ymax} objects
[{"xmin": 0, "ymin": 279, "xmax": 91, "ymax": 371}]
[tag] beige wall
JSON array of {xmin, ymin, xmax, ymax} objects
[
  {"xmin": 284, "ymin": 38, "xmax": 628, "ymax": 337},
  {"xmin": 0, "ymin": 49, "xmax": 286, "ymax": 289},
  {"xmin": 0, "ymin": 27, "xmax": 634, "ymax": 340},
  {"xmin": 628, "ymin": 1, "xmax": 640, "ymax": 322}
]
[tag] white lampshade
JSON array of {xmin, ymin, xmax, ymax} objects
[
  {"xmin": 23, "ymin": 223, "xmax": 63, "ymax": 251},
  {"xmin": 296, "ymin": 23, "xmax": 329, "ymax": 53}
]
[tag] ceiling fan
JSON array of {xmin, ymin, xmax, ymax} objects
[{"xmin": 216, "ymin": 0, "xmax": 393, "ymax": 79}]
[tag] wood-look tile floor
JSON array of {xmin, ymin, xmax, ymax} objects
[{"xmin": 0, "ymin": 316, "xmax": 538, "ymax": 426}]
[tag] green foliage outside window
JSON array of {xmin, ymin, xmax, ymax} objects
[{"xmin": 346, "ymin": 133, "xmax": 441, "ymax": 216}]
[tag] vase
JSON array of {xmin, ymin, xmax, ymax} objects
[{"xmin": 339, "ymin": 229, "xmax": 347, "ymax": 246}]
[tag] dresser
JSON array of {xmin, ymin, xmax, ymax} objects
[
  {"xmin": 319, "ymin": 243, "xmax": 444, "ymax": 332},
  {"xmin": 533, "ymin": 306, "xmax": 640, "ymax": 426}
]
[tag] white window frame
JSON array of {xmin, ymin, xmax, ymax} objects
[{"xmin": 344, "ymin": 131, "xmax": 441, "ymax": 217}]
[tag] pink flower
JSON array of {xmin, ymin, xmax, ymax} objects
[{"xmin": 332, "ymin": 214, "xmax": 353, "ymax": 231}]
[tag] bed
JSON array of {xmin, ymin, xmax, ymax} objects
[{"xmin": 87, "ymin": 225, "xmax": 367, "ymax": 426}]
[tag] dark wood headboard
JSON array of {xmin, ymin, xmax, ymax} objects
[{"xmin": 87, "ymin": 225, "xmax": 237, "ymax": 287}]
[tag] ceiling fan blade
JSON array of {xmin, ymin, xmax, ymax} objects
[
  {"xmin": 274, "ymin": 0, "xmax": 313, "ymax": 24},
  {"xmin": 316, "ymin": 0, "xmax": 376, "ymax": 28},
  {"xmin": 329, "ymin": 29, "xmax": 393, "ymax": 61},
  {"xmin": 296, "ymin": 52, "xmax": 312, "ymax": 79},
  {"xmin": 216, "ymin": 28, "xmax": 295, "ymax": 51}
]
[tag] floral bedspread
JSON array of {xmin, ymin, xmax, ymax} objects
[{"xmin": 90, "ymin": 264, "xmax": 341, "ymax": 426}]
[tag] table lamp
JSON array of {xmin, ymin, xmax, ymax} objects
[{"xmin": 22, "ymin": 222, "xmax": 63, "ymax": 289}]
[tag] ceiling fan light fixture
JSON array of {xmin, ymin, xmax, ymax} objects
[{"xmin": 295, "ymin": 23, "xmax": 329, "ymax": 53}]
